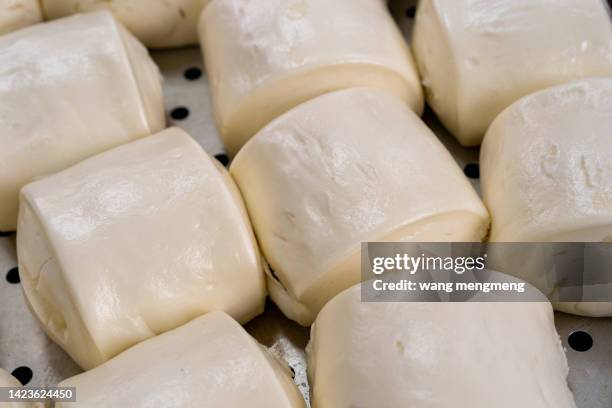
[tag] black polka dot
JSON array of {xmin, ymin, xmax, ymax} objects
[
  {"xmin": 184, "ymin": 67, "xmax": 202, "ymax": 81},
  {"xmin": 0, "ymin": 230, "xmax": 14, "ymax": 237},
  {"xmin": 170, "ymin": 107, "xmax": 190, "ymax": 120},
  {"xmin": 289, "ymin": 366, "xmax": 296, "ymax": 379},
  {"xmin": 568, "ymin": 331, "xmax": 593, "ymax": 352},
  {"xmin": 6, "ymin": 267, "xmax": 19, "ymax": 284},
  {"xmin": 405, "ymin": 6, "xmax": 416, "ymax": 18},
  {"xmin": 11, "ymin": 367, "xmax": 33, "ymax": 385},
  {"xmin": 214, "ymin": 153, "xmax": 230, "ymax": 167},
  {"xmin": 464, "ymin": 163, "xmax": 480, "ymax": 179}
]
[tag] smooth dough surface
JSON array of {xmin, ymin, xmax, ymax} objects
[
  {"xmin": 307, "ymin": 283, "xmax": 575, "ymax": 408},
  {"xmin": 17, "ymin": 128, "xmax": 266, "ymax": 370},
  {"xmin": 0, "ymin": 369, "xmax": 20, "ymax": 389},
  {"xmin": 481, "ymin": 78, "xmax": 612, "ymax": 317},
  {"xmin": 0, "ymin": 0, "xmax": 42, "ymax": 35},
  {"xmin": 200, "ymin": 0, "xmax": 424, "ymax": 156},
  {"xmin": 0, "ymin": 11, "xmax": 165, "ymax": 231},
  {"xmin": 56, "ymin": 312, "xmax": 306, "ymax": 408},
  {"xmin": 231, "ymin": 88, "xmax": 489, "ymax": 325},
  {"xmin": 41, "ymin": 0, "xmax": 209, "ymax": 48},
  {"xmin": 413, "ymin": 0, "xmax": 612, "ymax": 146}
]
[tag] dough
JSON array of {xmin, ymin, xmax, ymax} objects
[
  {"xmin": 0, "ymin": 11, "xmax": 165, "ymax": 231},
  {"xmin": 0, "ymin": 369, "xmax": 21, "ymax": 389},
  {"xmin": 481, "ymin": 78, "xmax": 612, "ymax": 317},
  {"xmin": 56, "ymin": 312, "xmax": 306, "ymax": 408},
  {"xmin": 41, "ymin": 0, "xmax": 209, "ymax": 48},
  {"xmin": 231, "ymin": 88, "xmax": 489, "ymax": 325},
  {"xmin": 199, "ymin": 0, "xmax": 424, "ymax": 156},
  {"xmin": 17, "ymin": 127, "xmax": 266, "ymax": 370},
  {"xmin": 307, "ymin": 283, "xmax": 576, "ymax": 408},
  {"xmin": 0, "ymin": 0, "xmax": 42, "ymax": 35},
  {"xmin": 0, "ymin": 369, "xmax": 39, "ymax": 408},
  {"xmin": 412, "ymin": 0, "xmax": 612, "ymax": 146}
]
